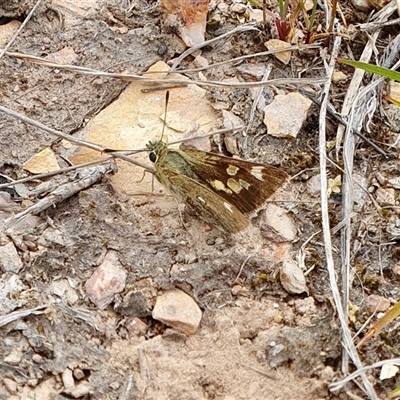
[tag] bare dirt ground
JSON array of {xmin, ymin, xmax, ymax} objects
[{"xmin": 1, "ymin": 0, "xmax": 400, "ymax": 399}]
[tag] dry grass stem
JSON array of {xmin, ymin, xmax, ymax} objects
[
  {"xmin": 320, "ymin": 34, "xmax": 377, "ymax": 398},
  {"xmin": 0, "ymin": 158, "xmax": 113, "ymax": 190},
  {"xmin": 165, "ymin": 44, "xmax": 320, "ymax": 74},
  {"xmin": 0, "ymin": 105, "xmax": 104, "ymax": 153},
  {"xmin": 246, "ymin": 65, "xmax": 272, "ymax": 134},
  {"xmin": 330, "ymin": 359, "xmax": 400, "ymax": 392},
  {"xmin": 339, "ymin": 4, "xmax": 398, "ymax": 390},
  {"xmin": 169, "ymin": 23, "xmax": 259, "ymax": 71},
  {"xmin": 0, "ymin": 49, "xmax": 325, "ymax": 89}
]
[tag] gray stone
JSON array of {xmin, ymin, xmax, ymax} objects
[{"xmin": 0, "ymin": 242, "xmax": 23, "ymax": 273}]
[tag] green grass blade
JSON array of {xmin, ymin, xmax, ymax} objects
[{"xmin": 337, "ymin": 59, "xmax": 400, "ymax": 82}]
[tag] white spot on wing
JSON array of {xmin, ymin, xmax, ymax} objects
[
  {"xmin": 224, "ymin": 202, "xmax": 234, "ymax": 213},
  {"xmin": 251, "ymin": 166, "xmax": 264, "ymax": 181},
  {"xmin": 197, "ymin": 196, "xmax": 206, "ymax": 204},
  {"xmin": 227, "ymin": 178, "xmax": 242, "ymax": 193},
  {"xmin": 210, "ymin": 179, "xmax": 232, "ymax": 194},
  {"xmin": 239, "ymin": 179, "xmax": 251, "ymax": 190},
  {"xmin": 227, "ymin": 165, "xmax": 239, "ymax": 176}
]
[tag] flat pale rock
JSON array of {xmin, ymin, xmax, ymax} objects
[
  {"xmin": 265, "ymin": 39, "xmax": 292, "ymax": 65},
  {"xmin": 62, "ymin": 368, "xmax": 75, "ymax": 390},
  {"xmin": 388, "ymin": 81, "xmax": 400, "ymax": 103},
  {"xmin": 306, "ymin": 174, "xmax": 321, "ymax": 198},
  {"xmin": 61, "ymin": 381, "xmax": 92, "ymax": 398},
  {"xmin": 125, "ymin": 317, "xmax": 148, "ymax": 336},
  {"xmin": 388, "ymin": 177, "xmax": 400, "ymax": 189},
  {"xmin": 50, "ymin": 279, "xmax": 79, "ymax": 305},
  {"xmin": 152, "ymin": 289, "xmax": 202, "ymax": 335},
  {"xmin": 260, "ymin": 204, "xmax": 296, "ymax": 243},
  {"xmin": 65, "ymin": 61, "xmax": 218, "ymax": 197},
  {"xmin": 264, "ymin": 92, "xmax": 312, "ymax": 138},
  {"xmin": 43, "ymin": 227, "xmax": 65, "ymax": 246},
  {"xmin": 3, "ymin": 377, "xmax": 17, "ymax": 394},
  {"xmin": 236, "ymin": 63, "xmax": 267, "ymax": 81},
  {"xmin": 332, "ymin": 70, "xmax": 347, "ymax": 83},
  {"xmin": 179, "ymin": 131, "xmax": 212, "ymax": 152},
  {"xmin": 222, "ymin": 110, "xmax": 244, "ymax": 131},
  {"xmin": 30, "ymin": 376, "xmax": 58, "ymax": 399},
  {"xmin": 380, "ymin": 364, "xmax": 399, "ymax": 380},
  {"xmin": 193, "ymin": 54, "xmax": 209, "ymax": 69},
  {"xmin": 23, "ymin": 147, "xmax": 60, "ymax": 174}
]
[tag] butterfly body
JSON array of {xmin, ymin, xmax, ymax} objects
[{"xmin": 146, "ymin": 139, "xmax": 288, "ymax": 233}]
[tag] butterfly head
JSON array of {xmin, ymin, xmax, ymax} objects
[{"xmin": 146, "ymin": 140, "xmax": 167, "ymax": 164}]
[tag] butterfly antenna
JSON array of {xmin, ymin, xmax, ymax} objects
[{"xmin": 160, "ymin": 90, "xmax": 170, "ymax": 142}]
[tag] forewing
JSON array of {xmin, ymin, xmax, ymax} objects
[
  {"xmin": 164, "ymin": 170, "xmax": 249, "ymax": 233},
  {"xmin": 181, "ymin": 149, "xmax": 288, "ymax": 215}
]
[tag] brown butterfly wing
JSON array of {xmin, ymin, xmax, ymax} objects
[
  {"xmin": 163, "ymin": 169, "xmax": 249, "ymax": 233},
  {"xmin": 180, "ymin": 149, "xmax": 288, "ymax": 215}
]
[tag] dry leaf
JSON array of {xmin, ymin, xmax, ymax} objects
[{"xmin": 328, "ymin": 175, "xmax": 341, "ymax": 196}]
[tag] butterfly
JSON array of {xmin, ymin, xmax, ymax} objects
[{"xmin": 146, "ymin": 138, "xmax": 288, "ymax": 233}]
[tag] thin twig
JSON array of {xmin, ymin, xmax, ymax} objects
[
  {"xmin": 240, "ymin": 363, "xmax": 276, "ymax": 380},
  {"xmin": 0, "ymin": 306, "xmax": 46, "ymax": 328},
  {"xmin": 339, "ymin": 12, "xmax": 377, "ymax": 378},
  {"xmin": 233, "ymin": 255, "xmax": 251, "ymax": 284},
  {"xmin": 0, "ymin": 49, "xmax": 325, "ymax": 89},
  {"xmin": 169, "ymin": 24, "xmax": 259, "ymax": 71},
  {"xmin": 0, "ymin": 104, "xmax": 155, "ymax": 173},
  {"xmin": 246, "ymin": 65, "xmax": 272, "ymax": 135},
  {"xmin": 357, "ymin": 17, "xmax": 400, "ymax": 31},
  {"xmin": 296, "ymin": 231, "xmax": 320, "ymax": 275},
  {"xmin": 340, "ymin": 3, "xmax": 397, "ymax": 391},
  {"xmin": 0, "ymin": 158, "xmax": 113, "ymax": 190},
  {"xmin": 9, "ymin": 162, "xmax": 116, "ymax": 223},
  {"xmin": 156, "ymin": 44, "xmax": 319, "ymax": 74},
  {"xmin": 330, "ymin": 358, "xmax": 400, "ymax": 392}
]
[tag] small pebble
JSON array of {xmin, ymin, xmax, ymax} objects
[{"xmin": 152, "ymin": 289, "xmax": 202, "ymax": 335}]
